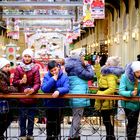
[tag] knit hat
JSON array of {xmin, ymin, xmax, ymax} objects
[
  {"xmin": 131, "ymin": 61, "xmax": 140, "ymax": 72},
  {"xmin": 70, "ymin": 50, "xmax": 85, "ymax": 58},
  {"xmin": 106, "ymin": 56, "xmax": 121, "ymax": 66},
  {"xmin": 22, "ymin": 49, "xmax": 34, "ymax": 58},
  {"xmin": 0, "ymin": 58, "xmax": 10, "ymax": 69}
]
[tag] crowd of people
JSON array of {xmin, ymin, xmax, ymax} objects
[{"xmin": 0, "ymin": 48, "xmax": 140, "ymax": 140}]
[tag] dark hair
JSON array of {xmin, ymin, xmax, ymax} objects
[
  {"xmin": 48, "ymin": 60, "xmax": 58, "ymax": 70},
  {"xmin": 137, "ymin": 54, "xmax": 140, "ymax": 61}
]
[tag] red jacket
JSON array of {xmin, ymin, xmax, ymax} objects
[{"xmin": 13, "ymin": 65, "xmax": 41, "ymax": 104}]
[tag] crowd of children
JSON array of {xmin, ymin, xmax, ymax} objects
[{"xmin": 0, "ymin": 49, "xmax": 140, "ymax": 140}]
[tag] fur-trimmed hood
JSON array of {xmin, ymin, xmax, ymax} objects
[
  {"xmin": 125, "ymin": 63, "xmax": 136, "ymax": 82},
  {"xmin": 101, "ymin": 66, "xmax": 124, "ymax": 77}
]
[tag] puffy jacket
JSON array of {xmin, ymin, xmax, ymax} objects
[
  {"xmin": 94, "ymin": 64, "xmax": 124, "ymax": 110},
  {"xmin": 0, "ymin": 70, "xmax": 18, "ymax": 113},
  {"xmin": 13, "ymin": 65, "xmax": 41, "ymax": 104},
  {"xmin": 41, "ymin": 70, "xmax": 69, "ymax": 107},
  {"xmin": 119, "ymin": 63, "xmax": 140, "ymax": 111},
  {"xmin": 0, "ymin": 70, "xmax": 17, "ymax": 94},
  {"xmin": 65, "ymin": 57, "xmax": 94, "ymax": 107}
]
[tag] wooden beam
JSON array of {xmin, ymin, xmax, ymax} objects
[{"xmin": 0, "ymin": 93, "xmax": 140, "ymax": 102}]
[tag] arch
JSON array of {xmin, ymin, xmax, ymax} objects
[
  {"xmin": 105, "ymin": 0, "xmax": 120, "ymax": 18},
  {"xmin": 135, "ymin": 0, "xmax": 139, "ymax": 9},
  {"xmin": 123, "ymin": 0, "xmax": 129, "ymax": 14}
]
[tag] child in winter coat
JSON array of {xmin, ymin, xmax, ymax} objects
[
  {"xmin": 65, "ymin": 51, "xmax": 94, "ymax": 140},
  {"xmin": 0, "ymin": 58, "xmax": 18, "ymax": 140},
  {"xmin": 13, "ymin": 49, "xmax": 41, "ymax": 140},
  {"xmin": 41, "ymin": 60, "xmax": 69, "ymax": 140},
  {"xmin": 94, "ymin": 56, "xmax": 124, "ymax": 140},
  {"xmin": 119, "ymin": 61, "xmax": 140, "ymax": 140}
]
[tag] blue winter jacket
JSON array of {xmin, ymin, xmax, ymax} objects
[
  {"xmin": 65, "ymin": 57, "xmax": 94, "ymax": 107},
  {"xmin": 41, "ymin": 70, "xmax": 69, "ymax": 107},
  {"xmin": 119, "ymin": 63, "xmax": 140, "ymax": 111}
]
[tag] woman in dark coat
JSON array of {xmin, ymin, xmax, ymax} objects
[{"xmin": 0, "ymin": 58, "xmax": 18, "ymax": 140}]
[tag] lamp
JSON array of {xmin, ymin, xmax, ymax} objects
[
  {"xmin": 123, "ymin": 34, "xmax": 128, "ymax": 42},
  {"xmin": 105, "ymin": 40, "xmax": 107, "ymax": 44},
  {"xmin": 114, "ymin": 37, "xmax": 117, "ymax": 43},
  {"xmin": 1, "ymin": 46, "xmax": 6, "ymax": 50},
  {"xmin": 96, "ymin": 43, "xmax": 98, "ymax": 47},
  {"xmin": 108, "ymin": 39, "xmax": 110, "ymax": 44},
  {"xmin": 132, "ymin": 32, "xmax": 138, "ymax": 40},
  {"xmin": 114, "ymin": 36, "xmax": 119, "ymax": 44},
  {"xmin": 16, "ymin": 47, "xmax": 20, "ymax": 51}
]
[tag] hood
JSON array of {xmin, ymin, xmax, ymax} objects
[
  {"xmin": 125, "ymin": 63, "xmax": 136, "ymax": 82},
  {"xmin": 65, "ymin": 57, "xmax": 81, "ymax": 72},
  {"xmin": 101, "ymin": 66, "xmax": 124, "ymax": 77}
]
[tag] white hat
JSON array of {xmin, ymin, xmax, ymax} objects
[
  {"xmin": 0, "ymin": 58, "xmax": 10, "ymax": 69},
  {"xmin": 70, "ymin": 51, "xmax": 85, "ymax": 58},
  {"xmin": 131, "ymin": 61, "xmax": 140, "ymax": 72},
  {"xmin": 106, "ymin": 56, "xmax": 121, "ymax": 66},
  {"xmin": 22, "ymin": 49, "xmax": 34, "ymax": 58}
]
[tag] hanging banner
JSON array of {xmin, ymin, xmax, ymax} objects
[
  {"xmin": 66, "ymin": 32, "xmax": 73, "ymax": 44},
  {"xmin": 6, "ymin": 18, "xmax": 20, "ymax": 39},
  {"xmin": 83, "ymin": 0, "xmax": 94, "ymax": 27},
  {"xmin": 91, "ymin": 0, "xmax": 105, "ymax": 19},
  {"xmin": 73, "ymin": 24, "xmax": 80, "ymax": 37}
]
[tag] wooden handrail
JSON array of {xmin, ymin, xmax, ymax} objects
[{"xmin": 0, "ymin": 93, "xmax": 140, "ymax": 102}]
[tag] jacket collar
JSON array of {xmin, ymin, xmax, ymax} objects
[
  {"xmin": 101, "ymin": 66, "xmax": 124, "ymax": 77},
  {"xmin": 125, "ymin": 63, "xmax": 136, "ymax": 82}
]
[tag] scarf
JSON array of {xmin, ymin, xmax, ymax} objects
[{"xmin": 20, "ymin": 62, "xmax": 35, "ymax": 72}]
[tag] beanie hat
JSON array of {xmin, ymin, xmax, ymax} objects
[
  {"xmin": 131, "ymin": 61, "xmax": 140, "ymax": 72},
  {"xmin": 70, "ymin": 50, "xmax": 85, "ymax": 58},
  {"xmin": 106, "ymin": 56, "xmax": 121, "ymax": 66},
  {"xmin": 22, "ymin": 49, "xmax": 34, "ymax": 58},
  {"xmin": 0, "ymin": 58, "xmax": 10, "ymax": 69}
]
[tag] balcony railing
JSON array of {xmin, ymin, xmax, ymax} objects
[{"xmin": 0, "ymin": 89, "xmax": 140, "ymax": 140}]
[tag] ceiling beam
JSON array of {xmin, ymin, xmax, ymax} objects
[
  {"xmin": 2, "ymin": 14, "xmax": 75, "ymax": 19},
  {"xmin": 0, "ymin": 1, "xmax": 83, "ymax": 7}
]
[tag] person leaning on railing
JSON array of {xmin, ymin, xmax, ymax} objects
[
  {"xmin": 0, "ymin": 58, "xmax": 18, "ymax": 140},
  {"xmin": 41, "ymin": 60, "xmax": 69, "ymax": 140},
  {"xmin": 119, "ymin": 61, "xmax": 140, "ymax": 140},
  {"xmin": 94, "ymin": 56, "xmax": 124, "ymax": 140},
  {"xmin": 12, "ymin": 49, "xmax": 41, "ymax": 140},
  {"xmin": 65, "ymin": 51, "xmax": 94, "ymax": 140}
]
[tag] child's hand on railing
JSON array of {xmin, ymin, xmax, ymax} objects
[
  {"xmin": 52, "ymin": 91, "xmax": 60, "ymax": 98},
  {"xmin": 24, "ymin": 88, "xmax": 34, "ymax": 96},
  {"xmin": 132, "ymin": 89, "xmax": 137, "ymax": 96}
]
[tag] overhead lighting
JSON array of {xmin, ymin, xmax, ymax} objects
[
  {"xmin": 132, "ymin": 32, "xmax": 138, "ymax": 40},
  {"xmin": 123, "ymin": 34, "xmax": 128, "ymax": 42}
]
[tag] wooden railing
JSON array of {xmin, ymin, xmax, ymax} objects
[{"xmin": 0, "ymin": 90, "xmax": 140, "ymax": 102}]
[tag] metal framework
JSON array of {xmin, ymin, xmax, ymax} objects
[
  {"xmin": 0, "ymin": 1, "xmax": 83, "ymax": 7},
  {"xmin": 2, "ymin": 14, "xmax": 75, "ymax": 19},
  {"xmin": 1, "ymin": 92, "xmax": 140, "ymax": 139}
]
